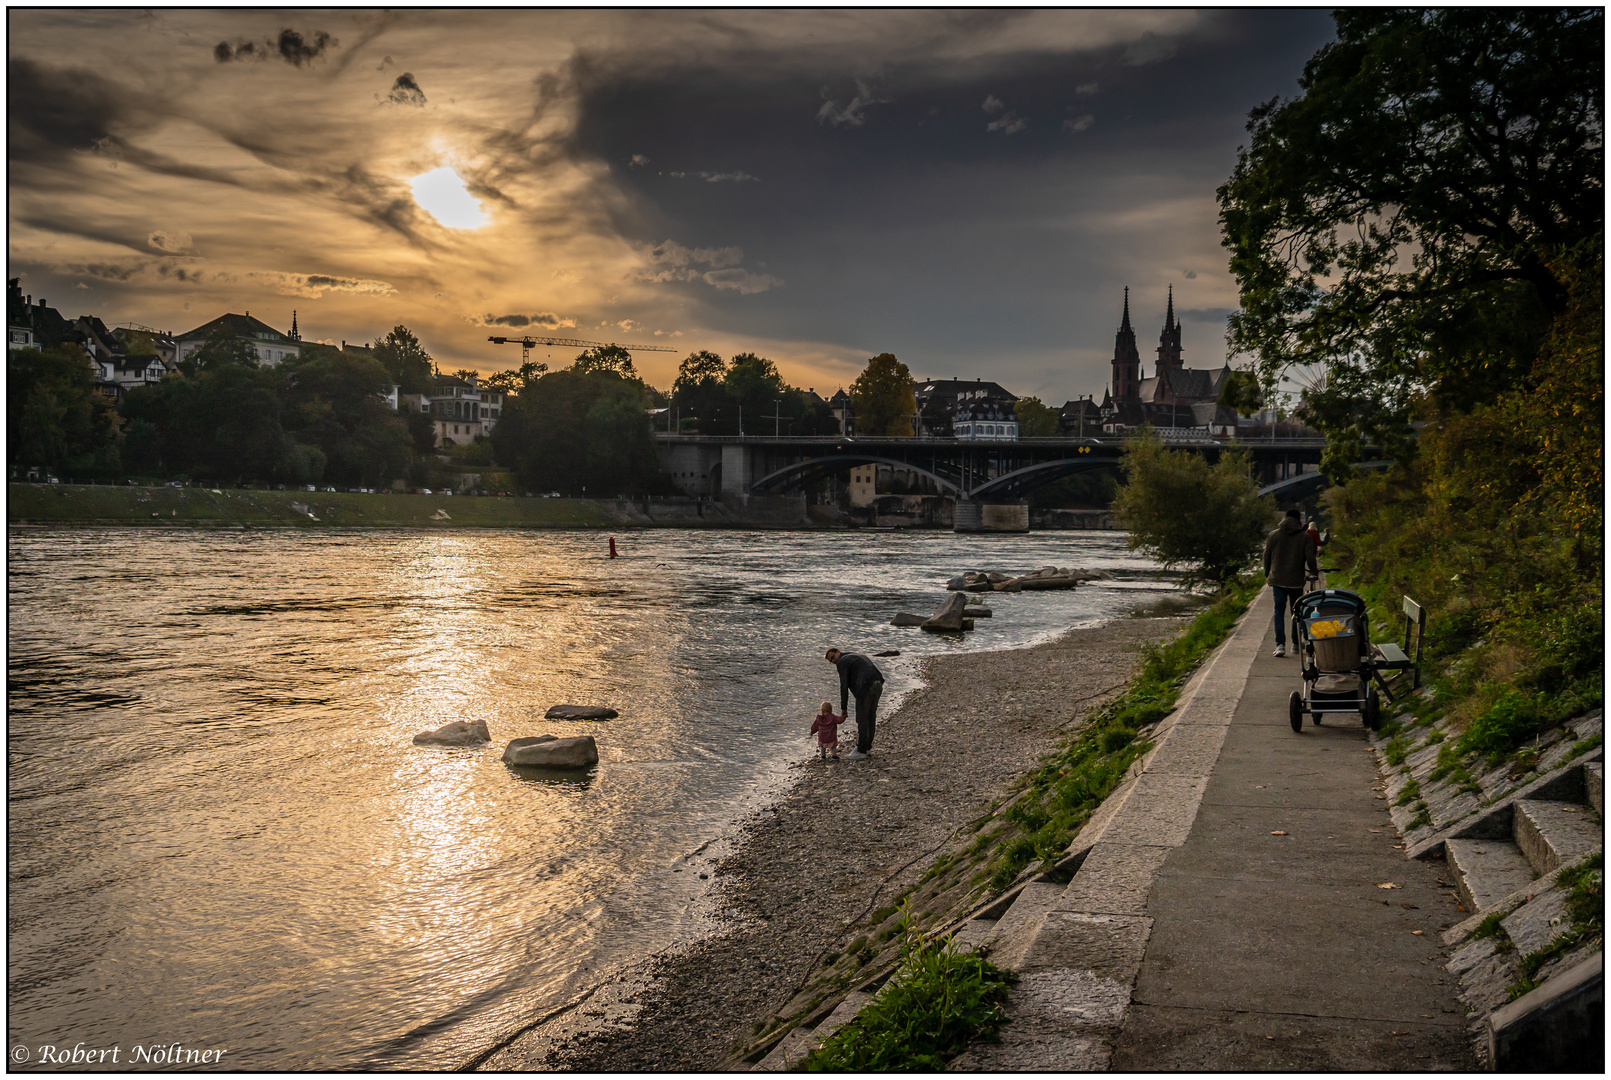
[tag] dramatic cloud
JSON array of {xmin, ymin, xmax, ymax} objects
[
  {"xmin": 384, "ymin": 72, "xmax": 426, "ymax": 107},
  {"xmin": 476, "ymin": 312, "xmax": 576, "ymax": 329},
  {"xmin": 8, "ymin": 8, "xmax": 1337, "ymax": 390},
  {"xmin": 147, "ymin": 231, "xmax": 197, "ymax": 255},
  {"xmin": 214, "ymin": 28, "xmax": 338, "ymax": 66},
  {"xmin": 248, "ymin": 272, "xmax": 396, "ymax": 299}
]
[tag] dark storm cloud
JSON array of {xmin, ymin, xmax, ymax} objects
[
  {"xmin": 477, "ymin": 312, "xmax": 573, "ymax": 329},
  {"xmin": 214, "ymin": 29, "xmax": 338, "ymax": 66},
  {"xmin": 7, "ymin": 59, "xmax": 155, "ymax": 162},
  {"xmin": 384, "ymin": 72, "xmax": 427, "ymax": 107}
]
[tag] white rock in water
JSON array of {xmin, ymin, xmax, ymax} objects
[
  {"xmin": 412, "ymin": 719, "xmax": 491, "ymax": 746},
  {"xmin": 504, "ymin": 735, "xmax": 599, "ymax": 767}
]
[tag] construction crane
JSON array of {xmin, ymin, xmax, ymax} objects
[{"xmin": 487, "ymin": 334, "xmax": 677, "ymax": 365}]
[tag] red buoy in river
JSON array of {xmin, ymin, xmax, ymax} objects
[{"xmin": 608, "ymin": 537, "xmax": 618, "ymax": 558}]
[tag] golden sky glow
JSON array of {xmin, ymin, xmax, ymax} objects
[{"xmin": 8, "ymin": 9, "xmax": 1336, "ymax": 395}]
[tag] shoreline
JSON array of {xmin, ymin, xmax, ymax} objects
[{"xmin": 475, "ymin": 597, "xmax": 1197, "ymax": 1072}]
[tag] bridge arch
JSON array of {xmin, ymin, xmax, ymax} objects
[
  {"xmin": 966, "ymin": 454, "xmax": 1123, "ymax": 501},
  {"xmin": 749, "ymin": 454, "xmax": 961, "ymax": 496},
  {"xmin": 1257, "ymin": 461, "xmax": 1392, "ymax": 502}
]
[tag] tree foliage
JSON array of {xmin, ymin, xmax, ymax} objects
[
  {"xmin": 849, "ymin": 353, "xmax": 916, "ymax": 437},
  {"xmin": 1013, "ymin": 396, "xmax": 1059, "ymax": 437},
  {"xmin": 572, "ymin": 343, "xmax": 636, "ymax": 377},
  {"xmin": 1112, "ymin": 429, "xmax": 1271, "ymax": 589},
  {"xmin": 8, "ymin": 345, "xmax": 122, "ymax": 474},
  {"xmin": 491, "ymin": 367, "xmax": 661, "ymax": 495},
  {"xmin": 1219, "ymin": 8, "xmax": 1603, "ymax": 469},
  {"xmin": 372, "ymin": 325, "xmax": 435, "ymax": 395},
  {"xmin": 485, "ymin": 359, "xmax": 547, "ymax": 396}
]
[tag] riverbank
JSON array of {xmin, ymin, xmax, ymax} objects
[{"xmin": 475, "ymin": 601, "xmax": 1197, "ymax": 1071}]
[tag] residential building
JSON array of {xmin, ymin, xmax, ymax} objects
[
  {"xmin": 428, "ymin": 372, "xmax": 504, "ymax": 446},
  {"xmin": 174, "ymin": 311, "xmax": 302, "ymax": 367},
  {"xmin": 1058, "ymin": 397, "xmax": 1102, "ymax": 437},
  {"xmin": 914, "ymin": 377, "xmax": 1017, "ymax": 436},
  {"xmin": 953, "ymin": 400, "xmax": 1019, "ymax": 441},
  {"xmin": 73, "ymin": 316, "xmax": 166, "ymax": 400},
  {"xmin": 7, "ymin": 279, "xmax": 74, "ymax": 351}
]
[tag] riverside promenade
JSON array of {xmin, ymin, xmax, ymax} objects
[{"xmin": 949, "ymin": 586, "xmax": 1477, "ymax": 1071}]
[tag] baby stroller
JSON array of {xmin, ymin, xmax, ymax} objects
[{"xmin": 1288, "ymin": 588, "xmax": 1382, "ymax": 733}]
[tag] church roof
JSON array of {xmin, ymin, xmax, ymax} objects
[{"xmin": 175, "ymin": 312, "xmax": 296, "ymax": 344}]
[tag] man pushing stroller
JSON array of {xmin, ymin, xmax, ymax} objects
[{"xmin": 1265, "ymin": 508, "xmax": 1319, "ymax": 658}]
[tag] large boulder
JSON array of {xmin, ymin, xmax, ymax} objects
[
  {"xmin": 504, "ymin": 735, "xmax": 599, "ymax": 767},
  {"xmin": 891, "ymin": 612, "xmax": 927, "ymax": 627},
  {"xmin": 544, "ymin": 704, "xmax": 619, "ymax": 721},
  {"xmin": 412, "ymin": 719, "xmax": 490, "ymax": 747},
  {"xmin": 945, "ymin": 576, "xmax": 968, "ymax": 591},
  {"xmin": 921, "ymin": 591, "xmax": 970, "ymax": 632}
]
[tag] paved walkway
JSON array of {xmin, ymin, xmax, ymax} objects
[{"xmin": 1110, "ymin": 595, "xmax": 1478, "ymax": 1070}]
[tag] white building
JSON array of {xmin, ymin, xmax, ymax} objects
[
  {"xmin": 173, "ymin": 311, "xmax": 302, "ymax": 368},
  {"xmin": 953, "ymin": 401, "xmax": 1018, "ymax": 441}
]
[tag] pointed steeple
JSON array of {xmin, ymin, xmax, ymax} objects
[
  {"xmin": 290, "ymin": 310, "xmax": 300, "ymax": 341},
  {"xmin": 1111, "ymin": 287, "xmax": 1141, "ymax": 402},
  {"xmin": 1156, "ymin": 285, "xmax": 1182, "ymax": 374}
]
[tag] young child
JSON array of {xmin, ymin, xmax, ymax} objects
[{"xmin": 809, "ymin": 701, "xmax": 846, "ymax": 760}]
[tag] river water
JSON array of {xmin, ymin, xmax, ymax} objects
[{"xmin": 7, "ymin": 528, "xmax": 1170, "ymax": 1070}]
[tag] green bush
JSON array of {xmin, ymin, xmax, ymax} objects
[{"xmin": 804, "ymin": 904, "xmax": 1015, "ymax": 1071}]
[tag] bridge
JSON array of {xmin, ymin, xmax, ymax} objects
[{"xmin": 654, "ymin": 432, "xmax": 1336, "ymax": 511}]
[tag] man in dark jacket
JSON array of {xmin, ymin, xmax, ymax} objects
[
  {"xmin": 1264, "ymin": 507, "xmax": 1319, "ymax": 658},
  {"xmin": 825, "ymin": 648, "xmax": 884, "ymax": 759}
]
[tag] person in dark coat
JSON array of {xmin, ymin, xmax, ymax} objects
[
  {"xmin": 1264, "ymin": 507, "xmax": 1319, "ymax": 658},
  {"xmin": 825, "ymin": 648, "xmax": 884, "ymax": 759}
]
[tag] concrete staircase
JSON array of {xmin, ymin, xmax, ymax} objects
[{"xmin": 1436, "ymin": 758, "xmax": 1602, "ymax": 1070}]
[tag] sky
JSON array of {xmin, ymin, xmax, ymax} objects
[{"xmin": 8, "ymin": 8, "xmax": 1338, "ymax": 401}]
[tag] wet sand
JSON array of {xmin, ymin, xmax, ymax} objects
[{"xmin": 477, "ymin": 607, "xmax": 1192, "ymax": 1072}]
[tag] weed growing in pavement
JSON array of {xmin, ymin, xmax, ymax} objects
[
  {"xmin": 977, "ymin": 576, "xmax": 1259, "ymax": 892},
  {"xmin": 802, "ymin": 900, "xmax": 1015, "ymax": 1071}
]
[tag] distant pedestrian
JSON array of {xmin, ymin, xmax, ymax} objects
[
  {"xmin": 825, "ymin": 648, "xmax": 884, "ymax": 759},
  {"xmin": 1305, "ymin": 517, "xmax": 1323, "ymax": 559},
  {"xmin": 608, "ymin": 536, "xmax": 618, "ymax": 559},
  {"xmin": 809, "ymin": 701, "xmax": 846, "ymax": 760},
  {"xmin": 1264, "ymin": 508, "xmax": 1318, "ymax": 658}
]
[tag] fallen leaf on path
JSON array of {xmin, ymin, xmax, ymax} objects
[
  {"xmin": 1377, "ymin": 882, "xmax": 1400, "ymax": 889},
  {"xmin": 1457, "ymin": 905, "xmax": 1468, "ymax": 912},
  {"xmin": 1270, "ymin": 830, "xmax": 1287, "ymax": 835},
  {"xmin": 1412, "ymin": 930, "xmax": 1424, "ymax": 935},
  {"xmin": 1401, "ymin": 902, "xmax": 1419, "ymax": 910},
  {"xmin": 1369, "ymin": 829, "xmax": 1382, "ymax": 833}
]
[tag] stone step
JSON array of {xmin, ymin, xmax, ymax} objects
[
  {"xmin": 1585, "ymin": 761, "xmax": 1603, "ymax": 817},
  {"xmin": 751, "ymin": 990, "xmax": 872, "ymax": 1071},
  {"xmin": 1513, "ymin": 799, "xmax": 1602, "ymax": 877},
  {"xmin": 1500, "ymin": 887, "xmax": 1574, "ymax": 958},
  {"xmin": 1446, "ymin": 838, "xmax": 1537, "ymax": 914}
]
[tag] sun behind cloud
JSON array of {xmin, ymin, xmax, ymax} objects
[{"xmin": 409, "ymin": 167, "xmax": 487, "ymax": 229}]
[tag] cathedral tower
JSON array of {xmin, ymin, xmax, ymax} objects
[
  {"xmin": 1155, "ymin": 284, "xmax": 1182, "ymax": 374},
  {"xmin": 1111, "ymin": 287, "xmax": 1141, "ymax": 402}
]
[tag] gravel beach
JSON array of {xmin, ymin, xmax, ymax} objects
[{"xmin": 477, "ymin": 605, "xmax": 1193, "ymax": 1072}]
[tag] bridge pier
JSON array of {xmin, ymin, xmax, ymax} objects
[
  {"xmin": 720, "ymin": 444, "xmax": 752, "ymax": 504},
  {"xmin": 953, "ymin": 499, "xmax": 1029, "ymax": 534}
]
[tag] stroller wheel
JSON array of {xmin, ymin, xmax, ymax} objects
[
  {"xmin": 1288, "ymin": 691, "xmax": 1304, "ymax": 733},
  {"xmin": 1365, "ymin": 687, "xmax": 1382, "ymax": 731}
]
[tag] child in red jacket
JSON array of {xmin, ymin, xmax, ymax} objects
[{"xmin": 809, "ymin": 702, "xmax": 846, "ymax": 760}]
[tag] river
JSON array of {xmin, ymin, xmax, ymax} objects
[{"xmin": 7, "ymin": 527, "xmax": 1170, "ymax": 1069}]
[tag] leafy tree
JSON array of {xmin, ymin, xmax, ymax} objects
[
  {"xmin": 1219, "ymin": 8, "xmax": 1603, "ymax": 470},
  {"xmin": 372, "ymin": 325, "xmax": 435, "ymax": 395},
  {"xmin": 724, "ymin": 352, "xmax": 789, "ymax": 435},
  {"xmin": 491, "ymin": 368, "xmax": 661, "ymax": 495},
  {"xmin": 485, "ymin": 360, "xmax": 547, "ymax": 396},
  {"xmin": 1217, "ymin": 369, "xmax": 1265, "ymax": 417},
  {"xmin": 849, "ymin": 353, "xmax": 916, "ymax": 436},
  {"xmin": 670, "ymin": 350, "xmax": 728, "ymax": 432},
  {"xmin": 451, "ymin": 368, "xmax": 480, "ymax": 384},
  {"xmin": 572, "ymin": 343, "xmax": 636, "ymax": 377},
  {"xmin": 1112, "ymin": 429, "xmax": 1271, "ymax": 589},
  {"xmin": 8, "ymin": 344, "xmax": 122, "ymax": 475},
  {"xmin": 181, "ymin": 327, "xmax": 259, "ymax": 375},
  {"xmin": 1013, "ymin": 396, "xmax": 1059, "ymax": 437},
  {"xmin": 283, "ymin": 344, "xmax": 414, "ymax": 486},
  {"xmin": 112, "ymin": 327, "xmax": 158, "ymax": 357}
]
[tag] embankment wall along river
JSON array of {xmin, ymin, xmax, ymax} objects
[{"xmin": 7, "ymin": 527, "xmax": 1170, "ymax": 1070}]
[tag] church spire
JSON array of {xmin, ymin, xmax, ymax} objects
[
  {"xmin": 1165, "ymin": 284, "xmax": 1175, "ymax": 330},
  {"xmin": 1120, "ymin": 286, "xmax": 1133, "ymax": 333},
  {"xmin": 1156, "ymin": 285, "xmax": 1183, "ymax": 373},
  {"xmin": 1111, "ymin": 287, "xmax": 1141, "ymax": 403},
  {"xmin": 290, "ymin": 310, "xmax": 300, "ymax": 341}
]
